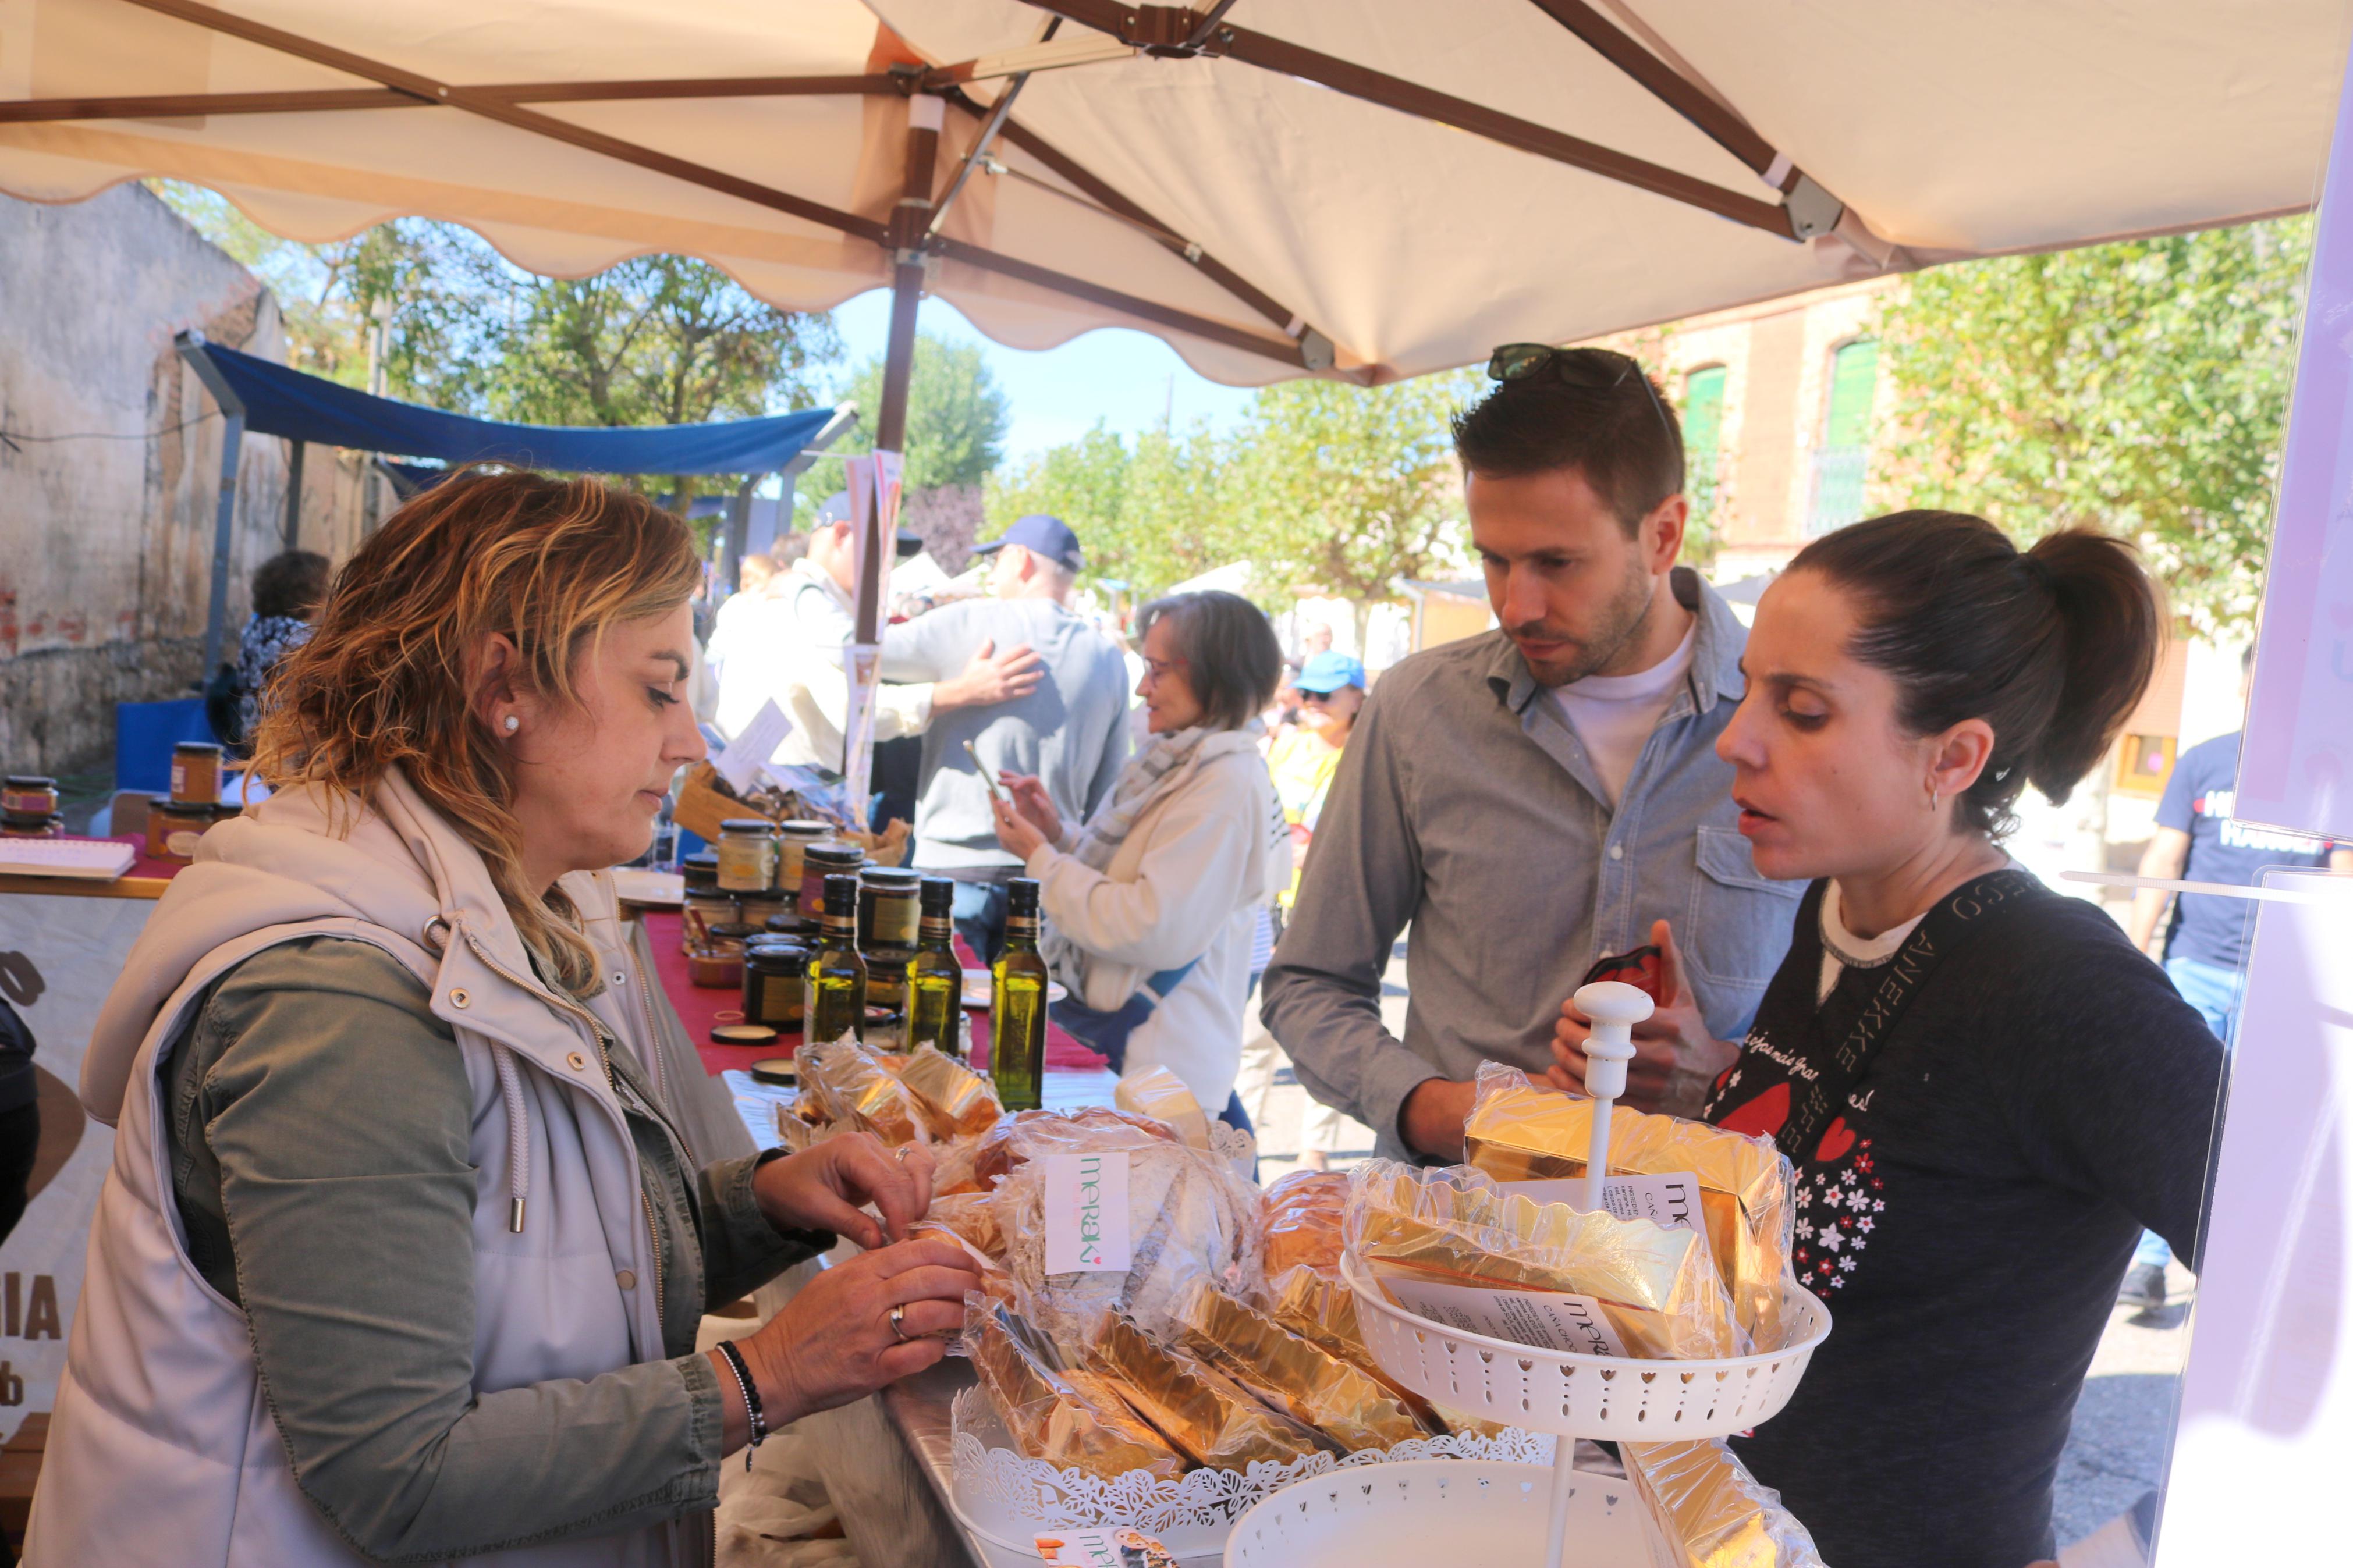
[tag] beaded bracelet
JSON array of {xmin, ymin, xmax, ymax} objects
[{"xmin": 714, "ymin": 1339, "xmax": 767, "ymax": 1470}]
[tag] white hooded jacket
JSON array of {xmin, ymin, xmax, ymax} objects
[{"xmin": 26, "ymin": 769, "xmax": 702, "ymax": 1567}]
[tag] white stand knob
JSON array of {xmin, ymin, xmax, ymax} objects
[{"xmin": 1569, "ymin": 980, "xmax": 1652, "ymax": 1215}]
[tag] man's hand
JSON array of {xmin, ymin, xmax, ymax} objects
[
  {"xmin": 933, "ymin": 638, "xmax": 1044, "ymax": 710},
  {"xmin": 1549, "ymin": 919, "xmax": 1737, "ymax": 1117},
  {"xmin": 753, "ymin": 1133, "xmax": 935, "ymax": 1249},
  {"xmin": 1399, "ymin": 1077, "xmax": 1477, "ymax": 1161}
]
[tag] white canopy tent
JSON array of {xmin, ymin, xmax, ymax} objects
[{"xmin": 5, "ymin": 0, "xmax": 2348, "ymax": 638}]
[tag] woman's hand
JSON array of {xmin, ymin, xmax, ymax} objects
[
  {"xmin": 719, "ymin": 1236, "xmax": 979, "ymax": 1438},
  {"xmin": 1549, "ymin": 919, "xmax": 1739, "ymax": 1117},
  {"xmin": 753, "ymin": 1133, "xmax": 935, "ymax": 1250},
  {"xmin": 1000, "ymin": 771, "xmax": 1064, "ymax": 845},
  {"xmin": 989, "ymin": 771, "xmax": 1060, "ymax": 863}
]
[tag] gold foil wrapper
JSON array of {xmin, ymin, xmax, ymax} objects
[
  {"xmin": 967, "ymin": 1300, "xmax": 1186, "ymax": 1484},
  {"xmin": 1344, "ymin": 1160, "xmax": 1748, "ymax": 1360},
  {"xmin": 1264, "ymin": 1265, "xmax": 1442, "ymax": 1434},
  {"xmin": 1462, "ymin": 1065, "xmax": 1794, "ymax": 1348},
  {"xmin": 897, "ymin": 1044, "xmax": 1003, "ymax": 1140},
  {"xmin": 1086, "ymin": 1311, "xmax": 1331, "ymax": 1469},
  {"xmin": 1624, "ymin": 1439, "xmax": 1827, "ymax": 1568},
  {"xmin": 1114, "ymin": 1065, "xmax": 1213, "ymax": 1150},
  {"xmin": 1259, "ymin": 1169, "xmax": 1348, "ymax": 1281},
  {"xmin": 1172, "ymin": 1279, "xmax": 1425, "ymax": 1453},
  {"xmin": 794, "ymin": 1039, "xmax": 927, "ymax": 1146}
]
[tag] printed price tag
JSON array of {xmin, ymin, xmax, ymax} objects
[
  {"xmin": 1372, "ymin": 1270, "xmax": 1630, "ymax": 1357},
  {"xmin": 1042, "ymin": 1151, "xmax": 1130, "ymax": 1275},
  {"xmin": 1503, "ymin": 1171, "xmax": 1705, "ymax": 1234}
]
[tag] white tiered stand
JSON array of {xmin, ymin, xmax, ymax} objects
[{"xmin": 1225, "ymin": 982, "xmax": 1833, "ymax": 1566}]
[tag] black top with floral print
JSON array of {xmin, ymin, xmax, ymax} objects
[{"xmin": 1701, "ymin": 876, "xmax": 2220, "ymax": 1568}]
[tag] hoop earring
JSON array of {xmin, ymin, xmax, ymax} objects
[{"xmin": 1928, "ymin": 784, "xmax": 1941, "ymax": 810}]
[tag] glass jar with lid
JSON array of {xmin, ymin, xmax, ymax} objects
[
  {"xmin": 741, "ymin": 937, "xmax": 811, "ymax": 1030},
  {"xmin": 857, "ymin": 866, "xmax": 923, "ymax": 953},
  {"xmin": 798, "ymin": 842, "xmax": 866, "ymax": 921},
  {"xmin": 776, "ymin": 820, "xmax": 832, "ymax": 894},
  {"xmin": 715, "ymin": 818, "xmax": 779, "ymax": 894}
]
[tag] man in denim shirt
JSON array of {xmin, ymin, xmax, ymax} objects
[{"xmin": 1262, "ymin": 348, "xmax": 1802, "ymax": 1161}]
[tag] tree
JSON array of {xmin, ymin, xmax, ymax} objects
[
  {"xmin": 1875, "ymin": 218, "xmax": 2310, "ymax": 635},
  {"xmin": 1226, "ymin": 372, "xmax": 1482, "ymax": 647},
  {"xmin": 841, "ymin": 333, "xmax": 1010, "ymax": 489},
  {"xmin": 985, "ymin": 419, "xmax": 1237, "ymax": 601}
]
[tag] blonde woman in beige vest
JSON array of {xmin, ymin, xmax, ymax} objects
[{"xmin": 28, "ymin": 471, "xmax": 976, "ymax": 1567}]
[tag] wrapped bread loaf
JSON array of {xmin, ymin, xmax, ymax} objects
[
  {"xmin": 1463, "ymin": 1064, "xmax": 1795, "ymax": 1347},
  {"xmin": 1258, "ymin": 1169, "xmax": 1348, "ymax": 1280},
  {"xmin": 997, "ymin": 1137, "xmax": 1259, "ymax": 1359},
  {"xmin": 915, "ymin": 1191, "xmax": 1004, "ymax": 1260},
  {"xmin": 966, "ymin": 1299, "xmax": 1185, "ymax": 1484},
  {"xmin": 897, "ymin": 1044, "xmax": 1003, "ymax": 1141},
  {"xmin": 1172, "ymin": 1280, "xmax": 1425, "ymax": 1453},
  {"xmin": 1086, "ymin": 1311, "xmax": 1330, "ymax": 1469},
  {"xmin": 1625, "ymin": 1438, "xmax": 1828, "ymax": 1567},
  {"xmin": 1345, "ymin": 1160, "xmax": 1747, "ymax": 1360},
  {"xmin": 970, "ymin": 1106, "xmax": 1180, "ymax": 1192}
]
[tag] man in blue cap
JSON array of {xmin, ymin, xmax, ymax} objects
[{"xmin": 880, "ymin": 514, "xmax": 1133, "ymax": 959}]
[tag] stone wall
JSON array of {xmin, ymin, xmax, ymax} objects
[{"xmin": 0, "ymin": 183, "xmax": 385, "ymax": 776}]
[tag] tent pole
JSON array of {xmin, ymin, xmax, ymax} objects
[
  {"xmin": 283, "ymin": 438, "xmax": 304, "ymax": 551},
  {"xmin": 175, "ymin": 331, "xmax": 247, "ymax": 687},
  {"xmin": 858, "ymin": 92, "xmax": 941, "ymax": 646}
]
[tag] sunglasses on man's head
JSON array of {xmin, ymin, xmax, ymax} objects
[{"xmin": 1485, "ymin": 343, "xmax": 1678, "ymax": 454}]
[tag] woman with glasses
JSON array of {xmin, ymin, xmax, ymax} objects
[{"xmin": 988, "ymin": 589, "xmax": 1291, "ymax": 1130}]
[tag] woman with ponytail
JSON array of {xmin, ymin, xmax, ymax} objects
[{"xmin": 1557, "ymin": 511, "xmax": 2221, "ymax": 1567}]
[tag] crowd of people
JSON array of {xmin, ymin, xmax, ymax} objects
[{"xmin": 26, "ymin": 340, "xmax": 2298, "ymax": 1568}]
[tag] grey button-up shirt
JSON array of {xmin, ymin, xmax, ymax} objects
[{"xmin": 1261, "ymin": 568, "xmax": 1804, "ymax": 1161}]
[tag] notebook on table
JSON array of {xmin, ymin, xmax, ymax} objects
[{"xmin": 0, "ymin": 838, "xmax": 138, "ymax": 881}]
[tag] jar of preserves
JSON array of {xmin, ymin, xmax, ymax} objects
[
  {"xmin": 741, "ymin": 938, "xmax": 811, "ymax": 1030},
  {"xmin": 715, "ymin": 818, "xmax": 778, "ymax": 894},
  {"xmin": 777, "ymin": 820, "xmax": 831, "ymax": 891},
  {"xmin": 170, "ymin": 741, "xmax": 225, "ymax": 806},
  {"xmin": 857, "ymin": 866, "xmax": 922, "ymax": 952},
  {"xmin": 798, "ymin": 842, "xmax": 865, "ymax": 922},
  {"xmin": 2, "ymin": 776, "xmax": 59, "ymax": 818}
]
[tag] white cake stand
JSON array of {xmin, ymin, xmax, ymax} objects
[{"xmin": 1225, "ymin": 982, "xmax": 1832, "ymax": 1567}]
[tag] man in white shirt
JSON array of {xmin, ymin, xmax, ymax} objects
[{"xmin": 716, "ymin": 512, "xmax": 1041, "ymax": 770}]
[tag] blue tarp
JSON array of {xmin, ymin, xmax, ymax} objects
[{"xmin": 196, "ymin": 342, "xmax": 842, "ymax": 474}]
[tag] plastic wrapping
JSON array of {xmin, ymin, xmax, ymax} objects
[
  {"xmin": 1344, "ymin": 1160, "xmax": 1748, "ymax": 1360},
  {"xmin": 915, "ymin": 1191, "xmax": 1005, "ymax": 1260},
  {"xmin": 1463, "ymin": 1064, "xmax": 1796, "ymax": 1347},
  {"xmin": 1172, "ymin": 1280, "xmax": 1426, "ymax": 1454},
  {"xmin": 1114, "ymin": 1065, "xmax": 1213, "ymax": 1150},
  {"xmin": 1085, "ymin": 1311, "xmax": 1331, "ymax": 1469},
  {"xmin": 1263, "ymin": 1264, "xmax": 1442, "ymax": 1434},
  {"xmin": 997, "ymin": 1137, "xmax": 1260, "ymax": 1359},
  {"xmin": 1258, "ymin": 1169, "xmax": 1348, "ymax": 1281},
  {"xmin": 1624, "ymin": 1438, "xmax": 1828, "ymax": 1568},
  {"xmin": 793, "ymin": 1038, "xmax": 927, "ymax": 1147},
  {"xmin": 897, "ymin": 1044, "xmax": 1003, "ymax": 1140},
  {"xmin": 970, "ymin": 1106, "xmax": 1182, "ymax": 1192},
  {"xmin": 966, "ymin": 1297, "xmax": 1186, "ymax": 1485}
]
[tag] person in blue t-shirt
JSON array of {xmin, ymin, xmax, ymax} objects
[{"xmin": 2121, "ymin": 702, "xmax": 2348, "ymax": 1307}]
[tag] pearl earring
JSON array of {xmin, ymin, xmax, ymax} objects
[{"xmin": 503, "ymin": 714, "xmax": 520, "ymax": 734}]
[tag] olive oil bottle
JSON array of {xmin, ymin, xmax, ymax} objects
[
  {"xmin": 990, "ymin": 877, "xmax": 1049, "ymax": 1110},
  {"xmin": 904, "ymin": 877, "xmax": 964, "ymax": 1059},
  {"xmin": 804, "ymin": 873, "xmax": 868, "ymax": 1043}
]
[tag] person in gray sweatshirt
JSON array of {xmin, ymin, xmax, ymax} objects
[{"xmin": 881, "ymin": 514, "xmax": 1132, "ymax": 961}]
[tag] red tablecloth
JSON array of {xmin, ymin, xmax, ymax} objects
[{"xmin": 637, "ymin": 908, "xmax": 1103, "ymax": 1078}]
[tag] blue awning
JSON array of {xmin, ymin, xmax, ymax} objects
[{"xmin": 192, "ymin": 340, "xmax": 843, "ymax": 475}]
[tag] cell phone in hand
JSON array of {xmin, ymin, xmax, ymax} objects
[{"xmin": 964, "ymin": 741, "xmax": 1010, "ymax": 807}]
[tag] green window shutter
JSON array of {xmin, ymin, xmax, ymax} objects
[
  {"xmin": 1682, "ymin": 365, "xmax": 1726, "ymax": 522},
  {"xmin": 1822, "ymin": 338, "xmax": 1878, "ymax": 450}
]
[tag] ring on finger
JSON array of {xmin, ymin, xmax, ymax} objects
[
  {"xmin": 889, "ymin": 1303, "xmax": 910, "ymax": 1342},
  {"xmin": 893, "ymin": 1145, "xmax": 910, "ymax": 1165}
]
